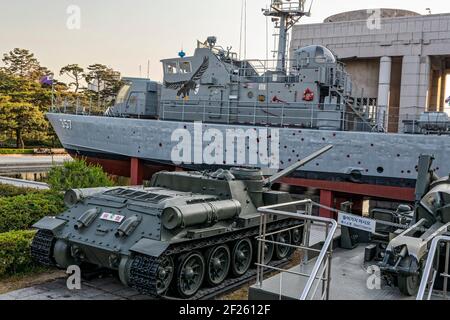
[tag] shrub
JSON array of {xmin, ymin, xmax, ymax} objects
[
  {"xmin": 0, "ymin": 183, "xmax": 39, "ymax": 198},
  {"xmin": 48, "ymin": 159, "xmax": 114, "ymax": 192},
  {"xmin": 0, "ymin": 149, "xmax": 34, "ymax": 155},
  {"xmin": 0, "ymin": 230, "xmax": 36, "ymax": 277},
  {"xmin": 0, "ymin": 192, "xmax": 65, "ymax": 233}
]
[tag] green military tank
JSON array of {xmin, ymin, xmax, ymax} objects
[{"xmin": 31, "ymin": 146, "xmax": 332, "ymax": 299}]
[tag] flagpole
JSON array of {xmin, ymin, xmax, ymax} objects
[{"xmin": 51, "ymin": 73, "xmax": 55, "ymax": 111}]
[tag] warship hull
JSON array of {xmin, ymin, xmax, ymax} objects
[{"xmin": 48, "ymin": 113, "xmax": 450, "ymax": 201}]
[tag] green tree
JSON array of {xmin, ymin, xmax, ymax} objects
[
  {"xmin": 48, "ymin": 159, "xmax": 114, "ymax": 192},
  {"xmin": 84, "ymin": 64, "xmax": 123, "ymax": 108},
  {"xmin": 60, "ymin": 64, "xmax": 84, "ymax": 93},
  {"xmin": 2, "ymin": 48, "xmax": 49, "ymax": 80},
  {"xmin": 0, "ymin": 97, "xmax": 48, "ymax": 148}
]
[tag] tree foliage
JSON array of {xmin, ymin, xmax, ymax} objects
[
  {"xmin": 48, "ymin": 159, "xmax": 114, "ymax": 192},
  {"xmin": 0, "ymin": 97, "xmax": 48, "ymax": 148},
  {"xmin": 60, "ymin": 64, "xmax": 84, "ymax": 93},
  {"xmin": 0, "ymin": 48, "xmax": 123, "ymax": 148},
  {"xmin": 2, "ymin": 48, "xmax": 50, "ymax": 81},
  {"xmin": 84, "ymin": 64, "xmax": 123, "ymax": 107}
]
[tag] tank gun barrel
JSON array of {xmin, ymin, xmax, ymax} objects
[{"xmin": 264, "ymin": 145, "xmax": 333, "ymax": 187}]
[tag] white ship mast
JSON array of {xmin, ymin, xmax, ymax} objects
[{"xmin": 263, "ymin": 0, "xmax": 312, "ymax": 72}]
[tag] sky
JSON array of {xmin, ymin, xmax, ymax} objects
[{"xmin": 0, "ymin": 0, "xmax": 449, "ymax": 82}]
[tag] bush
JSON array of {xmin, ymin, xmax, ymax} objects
[
  {"xmin": 0, "ymin": 192, "xmax": 65, "ymax": 233},
  {"xmin": 48, "ymin": 158, "xmax": 114, "ymax": 192},
  {"xmin": 0, "ymin": 230, "xmax": 36, "ymax": 277},
  {"xmin": 0, "ymin": 149, "xmax": 34, "ymax": 155},
  {"xmin": 0, "ymin": 183, "xmax": 39, "ymax": 198}
]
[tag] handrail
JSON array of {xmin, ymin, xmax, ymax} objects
[
  {"xmin": 417, "ymin": 235, "xmax": 450, "ymax": 300},
  {"xmin": 257, "ymin": 199, "xmax": 338, "ymax": 300}
]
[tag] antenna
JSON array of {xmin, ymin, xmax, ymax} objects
[
  {"xmin": 147, "ymin": 60, "xmax": 150, "ymax": 79},
  {"xmin": 263, "ymin": 0, "xmax": 311, "ymax": 72},
  {"xmin": 239, "ymin": 0, "xmax": 244, "ymax": 60}
]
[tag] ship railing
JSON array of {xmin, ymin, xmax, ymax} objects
[
  {"xmin": 160, "ymin": 99, "xmax": 390, "ymax": 132},
  {"xmin": 238, "ymin": 59, "xmax": 346, "ymax": 82},
  {"xmin": 255, "ymin": 200, "xmax": 337, "ymax": 300},
  {"xmin": 266, "ymin": 0, "xmax": 308, "ymax": 14},
  {"xmin": 417, "ymin": 235, "xmax": 450, "ymax": 300},
  {"xmin": 161, "ymin": 100, "xmax": 348, "ymax": 128},
  {"xmin": 49, "ymin": 98, "xmax": 442, "ymax": 135},
  {"xmin": 49, "ymin": 96, "xmax": 111, "ymax": 117}
]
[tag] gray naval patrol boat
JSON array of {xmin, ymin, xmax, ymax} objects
[{"xmin": 48, "ymin": 0, "xmax": 450, "ymax": 190}]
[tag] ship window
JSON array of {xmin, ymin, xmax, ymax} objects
[
  {"xmin": 179, "ymin": 61, "xmax": 192, "ymax": 74},
  {"xmin": 166, "ymin": 61, "xmax": 179, "ymax": 74}
]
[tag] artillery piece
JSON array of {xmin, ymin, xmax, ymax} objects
[{"xmin": 379, "ymin": 155, "xmax": 450, "ymax": 296}]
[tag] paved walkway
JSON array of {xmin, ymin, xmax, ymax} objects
[{"xmin": 0, "ymin": 276, "xmax": 151, "ymax": 301}]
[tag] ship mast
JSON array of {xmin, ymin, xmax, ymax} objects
[{"xmin": 263, "ymin": 0, "xmax": 311, "ymax": 72}]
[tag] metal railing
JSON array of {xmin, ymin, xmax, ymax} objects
[
  {"xmin": 49, "ymin": 97, "xmax": 450, "ymax": 135},
  {"xmin": 417, "ymin": 236, "xmax": 450, "ymax": 300},
  {"xmin": 256, "ymin": 200, "xmax": 338, "ymax": 300}
]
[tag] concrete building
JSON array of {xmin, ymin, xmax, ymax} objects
[{"xmin": 291, "ymin": 9, "xmax": 450, "ymax": 133}]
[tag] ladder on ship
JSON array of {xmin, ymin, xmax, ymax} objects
[
  {"xmin": 332, "ymin": 88, "xmax": 380, "ymax": 132},
  {"xmin": 417, "ymin": 235, "xmax": 450, "ymax": 300}
]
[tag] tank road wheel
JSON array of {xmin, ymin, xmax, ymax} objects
[
  {"xmin": 274, "ymin": 230, "xmax": 293, "ymax": 260},
  {"xmin": 397, "ymin": 256, "xmax": 420, "ymax": 296},
  {"xmin": 292, "ymin": 227, "xmax": 302, "ymax": 246},
  {"xmin": 205, "ymin": 245, "xmax": 231, "ymax": 286},
  {"xmin": 398, "ymin": 275, "xmax": 420, "ymax": 296},
  {"xmin": 231, "ymin": 239, "xmax": 253, "ymax": 277},
  {"xmin": 156, "ymin": 257, "xmax": 175, "ymax": 296},
  {"xmin": 176, "ymin": 251, "xmax": 205, "ymax": 298},
  {"xmin": 256, "ymin": 235, "xmax": 275, "ymax": 265}
]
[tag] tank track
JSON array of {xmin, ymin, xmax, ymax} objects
[
  {"xmin": 30, "ymin": 230, "xmax": 56, "ymax": 267},
  {"xmin": 129, "ymin": 219, "xmax": 300, "ymax": 299},
  {"xmin": 129, "ymin": 255, "xmax": 161, "ymax": 296}
]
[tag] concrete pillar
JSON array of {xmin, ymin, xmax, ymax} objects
[
  {"xmin": 436, "ymin": 66, "xmax": 445, "ymax": 112},
  {"xmin": 399, "ymin": 55, "xmax": 431, "ymax": 130},
  {"xmin": 130, "ymin": 158, "xmax": 144, "ymax": 185},
  {"xmin": 377, "ymin": 56, "xmax": 392, "ymax": 131},
  {"xmin": 319, "ymin": 190, "xmax": 334, "ymax": 219}
]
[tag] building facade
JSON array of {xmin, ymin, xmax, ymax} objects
[{"xmin": 291, "ymin": 9, "xmax": 450, "ymax": 132}]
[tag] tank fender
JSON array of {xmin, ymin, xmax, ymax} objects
[
  {"xmin": 129, "ymin": 238, "xmax": 170, "ymax": 258},
  {"xmin": 33, "ymin": 216, "xmax": 67, "ymax": 233}
]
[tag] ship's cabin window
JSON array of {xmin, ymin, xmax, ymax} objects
[
  {"xmin": 166, "ymin": 61, "xmax": 179, "ymax": 74},
  {"xmin": 165, "ymin": 61, "xmax": 192, "ymax": 74},
  {"xmin": 116, "ymin": 83, "xmax": 131, "ymax": 104},
  {"xmin": 179, "ymin": 61, "xmax": 192, "ymax": 74}
]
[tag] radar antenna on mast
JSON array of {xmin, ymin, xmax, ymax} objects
[{"xmin": 263, "ymin": 0, "xmax": 313, "ymax": 72}]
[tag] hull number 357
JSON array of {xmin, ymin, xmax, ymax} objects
[{"xmin": 60, "ymin": 119, "xmax": 72, "ymax": 130}]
